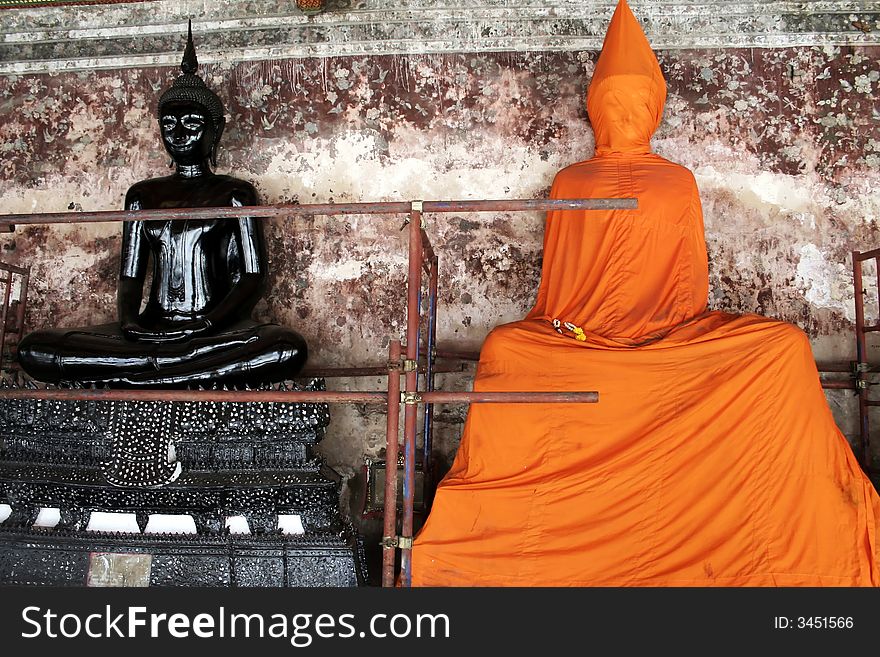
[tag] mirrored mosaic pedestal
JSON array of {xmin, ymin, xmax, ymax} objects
[
  {"xmin": 0, "ymin": 380, "xmax": 366, "ymax": 586},
  {"xmin": 0, "ymin": 527, "xmax": 364, "ymax": 586}
]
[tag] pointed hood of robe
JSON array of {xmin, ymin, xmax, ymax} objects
[{"xmin": 587, "ymin": 0, "xmax": 666, "ymax": 156}]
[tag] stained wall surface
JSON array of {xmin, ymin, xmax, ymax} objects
[{"xmin": 1, "ymin": 1, "xmax": 879, "ymax": 505}]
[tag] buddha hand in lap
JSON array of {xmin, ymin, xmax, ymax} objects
[{"xmin": 18, "ymin": 27, "xmax": 307, "ymax": 387}]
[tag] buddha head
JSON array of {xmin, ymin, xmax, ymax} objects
[
  {"xmin": 157, "ymin": 21, "xmax": 226, "ymax": 167},
  {"xmin": 586, "ymin": 0, "xmax": 666, "ymax": 156}
]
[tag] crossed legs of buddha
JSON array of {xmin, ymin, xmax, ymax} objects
[{"xmin": 17, "ymin": 319, "xmax": 307, "ymax": 386}]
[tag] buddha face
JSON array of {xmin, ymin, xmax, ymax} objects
[{"xmin": 159, "ymin": 101, "xmax": 216, "ymax": 165}]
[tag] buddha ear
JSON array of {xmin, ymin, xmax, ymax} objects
[{"xmin": 211, "ymin": 116, "xmax": 226, "ymax": 168}]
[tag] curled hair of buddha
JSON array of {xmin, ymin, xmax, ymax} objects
[{"xmin": 158, "ymin": 20, "xmax": 225, "ymax": 134}]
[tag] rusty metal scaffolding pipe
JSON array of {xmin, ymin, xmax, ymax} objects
[
  {"xmin": 434, "ymin": 348, "xmax": 481, "ymax": 361},
  {"xmin": 0, "ymin": 198, "xmax": 637, "ymax": 228},
  {"xmin": 0, "ymin": 202, "xmax": 409, "ymax": 226},
  {"xmin": 853, "ymin": 250, "xmax": 875, "ymax": 471},
  {"xmin": 400, "ymin": 205, "xmax": 422, "ymax": 588},
  {"xmin": 853, "ymin": 253, "xmax": 870, "ymax": 468},
  {"xmin": 0, "ymin": 387, "xmax": 600, "ymax": 404},
  {"xmin": 0, "ymin": 388, "xmax": 388, "ymax": 403},
  {"xmin": 298, "ymin": 362, "xmax": 466, "ymax": 379},
  {"xmin": 0, "ymin": 386, "xmax": 599, "ymax": 406},
  {"xmin": 817, "ymin": 362, "xmax": 860, "ymax": 373},
  {"xmin": 423, "ymin": 256, "xmax": 440, "ymax": 511},
  {"xmin": 434, "ymin": 354, "xmax": 863, "ymax": 374},
  {"xmin": 854, "ymin": 247, "xmax": 880, "ymax": 262},
  {"xmin": 15, "ymin": 270, "xmax": 28, "ymax": 342},
  {"xmin": 382, "ymin": 339, "xmax": 402, "ymax": 588},
  {"xmin": 0, "ymin": 262, "xmax": 28, "ymax": 275},
  {"xmin": 296, "ymin": 364, "xmax": 856, "ymax": 389},
  {"xmin": 0, "ymin": 275, "xmax": 11, "ymax": 373},
  {"xmin": 821, "ymin": 380, "xmax": 856, "ymax": 390},
  {"xmin": 422, "ymin": 198, "xmax": 637, "ymax": 213},
  {"xmin": 417, "ymin": 391, "xmax": 599, "ymax": 403}
]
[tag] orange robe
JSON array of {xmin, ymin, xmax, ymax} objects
[{"xmin": 411, "ymin": 0, "xmax": 880, "ymax": 586}]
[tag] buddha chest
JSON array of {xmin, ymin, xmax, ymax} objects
[{"xmin": 143, "ymin": 218, "xmax": 231, "ymax": 315}]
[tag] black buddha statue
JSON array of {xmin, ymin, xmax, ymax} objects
[{"xmin": 18, "ymin": 24, "xmax": 307, "ymax": 387}]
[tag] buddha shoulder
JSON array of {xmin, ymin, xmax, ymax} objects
[
  {"xmin": 124, "ymin": 175, "xmax": 258, "ymax": 208},
  {"xmin": 211, "ymin": 175, "xmax": 259, "ymax": 206}
]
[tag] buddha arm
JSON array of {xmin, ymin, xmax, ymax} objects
[
  {"xmin": 198, "ymin": 195, "xmax": 265, "ymax": 331},
  {"xmin": 118, "ymin": 197, "xmax": 149, "ymax": 335}
]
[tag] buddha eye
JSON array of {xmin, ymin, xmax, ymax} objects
[
  {"xmin": 161, "ymin": 116, "xmax": 177, "ymax": 130},
  {"xmin": 182, "ymin": 115, "xmax": 205, "ymax": 130}
]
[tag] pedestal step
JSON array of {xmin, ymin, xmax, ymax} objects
[
  {"xmin": 0, "ymin": 461, "xmax": 342, "ymax": 533},
  {"xmin": 0, "ymin": 526, "xmax": 365, "ymax": 586}
]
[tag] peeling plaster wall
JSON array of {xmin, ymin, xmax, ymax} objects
[{"xmin": 2, "ymin": 2, "xmax": 880, "ymax": 500}]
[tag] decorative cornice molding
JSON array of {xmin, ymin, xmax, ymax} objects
[{"xmin": 1, "ymin": 1, "xmax": 879, "ymax": 74}]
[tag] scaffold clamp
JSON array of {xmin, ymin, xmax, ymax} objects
[
  {"xmin": 389, "ymin": 358, "xmax": 418, "ymax": 373},
  {"xmin": 400, "ymin": 201, "xmax": 427, "ymax": 229},
  {"xmin": 381, "ymin": 535, "xmax": 413, "ymax": 549},
  {"xmin": 401, "ymin": 392, "xmax": 422, "ymax": 405},
  {"xmin": 412, "ymin": 200, "xmax": 426, "ymax": 227}
]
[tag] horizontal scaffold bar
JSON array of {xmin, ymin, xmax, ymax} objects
[
  {"xmin": 418, "ymin": 391, "xmax": 598, "ymax": 403},
  {"xmin": 0, "ymin": 388, "xmax": 598, "ymax": 404},
  {"xmin": 0, "ymin": 198, "xmax": 638, "ymax": 227},
  {"xmin": 0, "ymin": 388, "xmax": 388, "ymax": 403},
  {"xmin": 821, "ymin": 380, "xmax": 856, "ymax": 390},
  {"xmin": 298, "ymin": 361, "xmax": 470, "ymax": 378},
  {"xmin": 0, "ymin": 262, "xmax": 28, "ymax": 275},
  {"xmin": 853, "ymin": 247, "xmax": 880, "ymax": 262}
]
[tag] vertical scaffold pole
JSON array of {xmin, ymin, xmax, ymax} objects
[
  {"xmin": 0, "ymin": 273, "xmax": 12, "ymax": 372},
  {"xmin": 400, "ymin": 201, "xmax": 423, "ymax": 586},
  {"xmin": 15, "ymin": 269, "xmax": 28, "ymax": 346},
  {"xmin": 382, "ymin": 339, "xmax": 402, "ymax": 587},
  {"xmin": 853, "ymin": 252, "xmax": 870, "ymax": 470},
  {"xmin": 423, "ymin": 256, "xmax": 439, "ymax": 508}
]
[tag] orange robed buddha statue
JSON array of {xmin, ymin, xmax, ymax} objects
[
  {"xmin": 17, "ymin": 25, "xmax": 307, "ymax": 387},
  {"xmin": 411, "ymin": 0, "xmax": 880, "ymax": 586}
]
